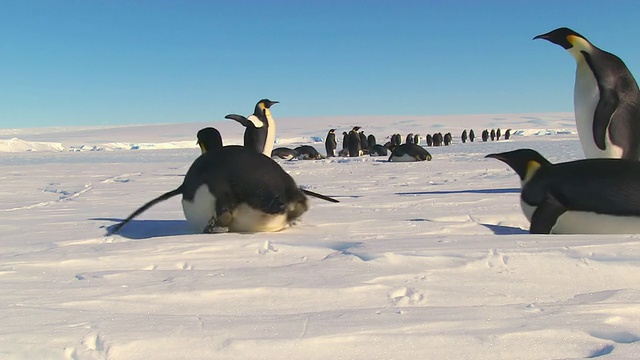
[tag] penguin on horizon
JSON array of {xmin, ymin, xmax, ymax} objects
[
  {"xmin": 469, "ymin": 129, "xmax": 475, "ymax": 142},
  {"xmin": 110, "ymin": 127, "xmax": 338, "ymax": 234},
  {"xmin": 486, "ymin": 148, "xmax": 640, "ymax": 234},
  {"xmin": 534, "ymin": 27, "xmax": 640, "ymax": 160},
  {"xmin": 225, "ymin": 99, "xmax": 279, "ymax": 157}
]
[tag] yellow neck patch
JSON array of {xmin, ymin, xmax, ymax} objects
[
  {"xmin": 524, "ymin": 160, "xmax": 541, "ymax": 183},
  {"xmin": 264, "ymin": 108, "xmax": 272, "ymax": 118},
  {"xmin": 199, "ymin": 143, "xmax": 207, "ymax": 155}
]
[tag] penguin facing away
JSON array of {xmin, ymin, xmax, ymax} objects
[
  {"xmin": 110, "ymin": 128, "xmax": 338, "ymax": 235},
  {"xmin": 225, "ymin": 99, "xmax": 279, "ymax": 157},
  {"xmin": 348, "ymin": 126, "xmax": 362, "ymax": 157},
  {"xmin": 534, "ymin": 27, "xmax": 640, "ymax": 160},
  {"xmin": 486, "ymin": 148, "xmax": 640, "ymax": 234},
  {"xmin": 325, "ymin": 129, "xmax": 337, "ymax": 157}
]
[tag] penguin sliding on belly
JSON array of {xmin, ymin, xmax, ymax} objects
[
  {"xmin": 110, "ymin": 127, "xmax": 338, "ymax": 234},
  {"xmin": 486, "ymin": 148, "xmax": 640, "ymax": 234},
  {"xmin": 225, "ymin": 99, "xmax": 279, "ymax": 157},
  {"xmin": 534, "ymin": 27, "xmax": 640, "ymax": 160}
]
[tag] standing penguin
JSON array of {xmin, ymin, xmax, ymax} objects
[
  {"xmin": 496, "ymin": 128, "xmax": 502, "ymax": 141},
  {"xmin": 505, "ymin": 129, "xmax": 512, "ymax": 140},
  {"xmin": 414, "ymin": 134, "xmax": 420, "ymax": 145},
  {"xmin": 486, "ymin": 148, "xmax": 640, "ymax": 234},
  {"xmin": 426, "ymin": 134, "xmax": 433, "ymax": 147},
  {"xmin": 482, "ymin": 129, "xmax": 489, "ymax": 142},
  {"xmin": 534, "ymin": 27, "xmax": 640, "ymax": 160},
  {"xmin": 225, "ymin": 99, "xmax": 279, "ymax": 157},
  {"xmin": 469, "ymin": 129, "xmax": 475, "ymax": 142},
  {"xmin": 444, "ymin": 133, "xmax": 452, "ymax": 146},
  {"xmin": 393, "ymin": 134, "xmax": 402, "ymax": 146},
  {"xmin": 406, "ymin": 133, "xmax": 414, "ymax": 144},
  {"xmin": 348, "ymin": 126, "xmax": 362, "ymax": 157},
  {"xmin": 490, "ymin": 129, "xmax": 496, "ymax": 141},
  {"xmin": 110, "ymin": 128, "xmax": 338, "ymax": 234},
  {"xmin": 359, "ymin": 131, "xmax": 368, "ymax": 151},
  {"xmin": 461, "ymin": 130, "xmax": 468, "ymax": 143},
  {"xmin": 325, "ymin": 129, "xmax": 337, "ymax": 157}
]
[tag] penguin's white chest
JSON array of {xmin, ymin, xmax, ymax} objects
[
  {"xmin": 574, "ymin": 63, "xmax": 623, "ymax": 158},
  {"xmin": 263, "ymin": 112, "xmax": 276, "ymax": 157},
  {"xmin": 389, "ymin": 153, "xmax": 420, "ymax": 162}
]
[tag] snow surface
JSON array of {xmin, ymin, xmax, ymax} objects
[{"xmin": 1, "ymin": 112, "xmax": 639, "ymax": 359}]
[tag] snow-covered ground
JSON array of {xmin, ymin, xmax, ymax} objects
[{"xmin": 1, "ymin": 112, "xmax": 639, "ymax": 359}]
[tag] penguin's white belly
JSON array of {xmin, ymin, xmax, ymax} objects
[
  {"xmin": 574, "ymin": 65, "xmax": 624, "ymax": 159},
  {"xmin": 263, "ymin": 114, "xmax": 276, "ymax": 157},
  {"xmin": 228, "ymin": 203, "xmax": 289, "ymax": 233},
  {"xmin": 182, "ymin": 185, "xmax": 290, "ymax": 233},
  {"xmin": 520, "ymin": 199, "xmax": 640, "ymax": 234},
  {"xmin": 389, "ymin": 153, "xmax": 419, "ymax": 162},
  {"xmin": 182, "ymin": 185, "xmax": 217, "ymax": 233}
]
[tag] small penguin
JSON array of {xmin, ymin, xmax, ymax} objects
[
  {"xmin": 469, "ymin": 129, "xmax": 475, "ymax": 142},
  {"xmin": 406, "ymin": 133, "xmax": 414, "ymax": 144},
  {"xmin": 370, "ymin": 144, "xmax": 388, "ymax": 156},
  {"xmin": 295, "ymin": 145, "xmax": 324, "ymax": 160},
  {"xmin": 342, "ymin": 131, "xmax": 350, "ymax": 153},
  {"xmin": 534, "ymin": 27, "xmax": 640, "ymax": 160},
  {"xmin": 367, "ymin": 134, "xmax": 377, "ymax": 151},
  {"xmin": 486, "ymin": 148, "xmax": 640, "ymax": 234},
  {"xmin": 426, "ymin": 134, "xmax": 433, "ymax": 147},
  {"xmin": 414, "ymin": 134, "xmax": 420, "ymax": 145},
  {"xmin": 490, "ymin": 129, "xmax": 496, "ymax": 141},
  {"xmin": 325, "ymin": 129, "xmax": 337, "ymax": 157},
  {"xmin": 111, "ymin": 128, "xmax": 338, "ymax": 234},
  {"xmin": 504, "ymin": 129, "xmax": 512, "ymax": 140},
  {"xmin": 348, "ymin": 126, "xmax": 362, "ymax": 157},
  {"xmin": 225, "ymin": 99, "xmax": 279, "ymax": 157},
  {"xmin": 461, "ymin": 130, "xmax": 468, "ymax": 144},
  {"xmin": 388, "ymin": 143, "xmax": 432, "ymax": 162},
  {"xmin": 359, "ymin": 131, "xmax": 368, "ymax": 151},
  {"xmin": 482, "ymin": 129, "xmax": 489, "ymax": 142},
  {"xmin": 393, "ymin": 134, "xmax": 402, "ymax": 146},
  {"xmin": 271, "ymin": 147, "xmax": 298, "ymax": 160},
  {"xmin": 444, "ymin": 133, "xmax": 452, "ymax": 146},
  {"xmin": 496, "ymin": 128, "xmax": 501, "ymax": 141}
]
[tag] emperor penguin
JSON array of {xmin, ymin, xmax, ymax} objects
[
  {"xmin": 461, "ymin": 130, "xmax": 468, "ymax": 143},
  {"xmin": 486, "ymin": 148, "xmax": 640, "ymax": 234},
  {"xmin": 388, "ymin": 143, "xmax": 432, "ymax": 162},
  {"xmin": 110, "ymin": 127, "xmax": 338, "ymax": 234},
  {"xmin": 469, "ymin": 129, "xmax": 475, "ymax": 142},
  {"xmin": 325, "ymin": 129, "xmax": 337, "ymax": 157},
  {"xmin": 534, "ymin": 27, "xmax": 640, "ymax": 160},
  {"xmin": 225, "ymin": 99, "xmax": 279, "ymax": 157},
  {"xmin": 348, "ymin": 126, "xmax": 362, "ymax": 157}
]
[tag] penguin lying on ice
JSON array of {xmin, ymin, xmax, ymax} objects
[
  {"xmin": 534, "ymin": 27, "xmax": 640, "ymax": 160},
  {"xmin": 110, "ymin": 127, "xmax": 338, "ymax": 234},
  {"xmin": 388, "ymin": 143, "xmax": 432, "ymax": 162},
  {"xmin": 486, "ymin": 148, "xmax": 640, "ymax": 234}
]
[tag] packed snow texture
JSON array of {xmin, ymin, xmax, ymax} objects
[{"xmin": 1, "ymin": 112, "xmax": 639, "ymax": 359}]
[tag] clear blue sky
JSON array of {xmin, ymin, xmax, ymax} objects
[{"xmin": 2, "ymin": 0, "xmax": 640, "ymax": 128}]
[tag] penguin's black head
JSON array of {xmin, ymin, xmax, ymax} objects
[
  {"xmin": 329, "ymin": 129, "xmax": 336, "ymax": 133},
  {"xmin": 255, "ymin": 99, "xmax": 279, "ymax": 110},
  {"xmin": 485, "ymin": 149, "xmax": 552, "ymax": 183},
  {"xmin": 352, "ymin": 126, "xmax": 361, "ymax": 132},
  {"xmin": 196, "ymin": 127, "xmax": 223, "ymax": 154},
  {"xmin": 533, "ymin": 27, "xmax": 586, "ymax": 50}
]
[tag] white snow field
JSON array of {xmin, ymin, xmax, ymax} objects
[{"xmin": 1, "ymin": 113, "xmax": 639, "ymax": 360}]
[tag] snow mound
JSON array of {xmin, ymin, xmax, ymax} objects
[{"xmin": 0, "ymin": 138, "xmax": 65, "ymax": 152}]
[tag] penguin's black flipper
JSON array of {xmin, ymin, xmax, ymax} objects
[
  {"xmin": 529, "ymin": 192, "xmax": 568, "ymax": 234},
  {"xmin": 225, "ymin": 114, "xmax": 253, "ymax": 128},
  {"xmin": 108, "ymin": 186, "xmax": 183, "ymax": 235},
  {"xmin": 584, "ymin": 53, "xmax": 619, "ymax": 151},
  {"xmin": 301, "ymin": 189, "xmax": 340, "ymax": 203}
]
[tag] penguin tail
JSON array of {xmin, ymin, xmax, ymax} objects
[
  {"xmin": 301, "ymin": 188, "xmax": 340, "ymax": 203},
  {"xmin": 108, "ymin": 186, "xmax": 183, "ymax": 235}
]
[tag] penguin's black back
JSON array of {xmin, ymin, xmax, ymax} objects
[
  {"xmin": 183, "ymin": 146, "xmax": 305, "ymax": 214},
  {"xmin": 524, "ymin": 158, "xmax": 640, "ymax": 215}
]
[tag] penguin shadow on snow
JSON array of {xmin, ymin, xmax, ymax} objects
[
  {"xmin": 400, "ymin": 187, "xmax": 527, "ymax": 235},
  {"xmin": 92, "ymin": 218, "xmax": 193, "ymax": 240}
]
